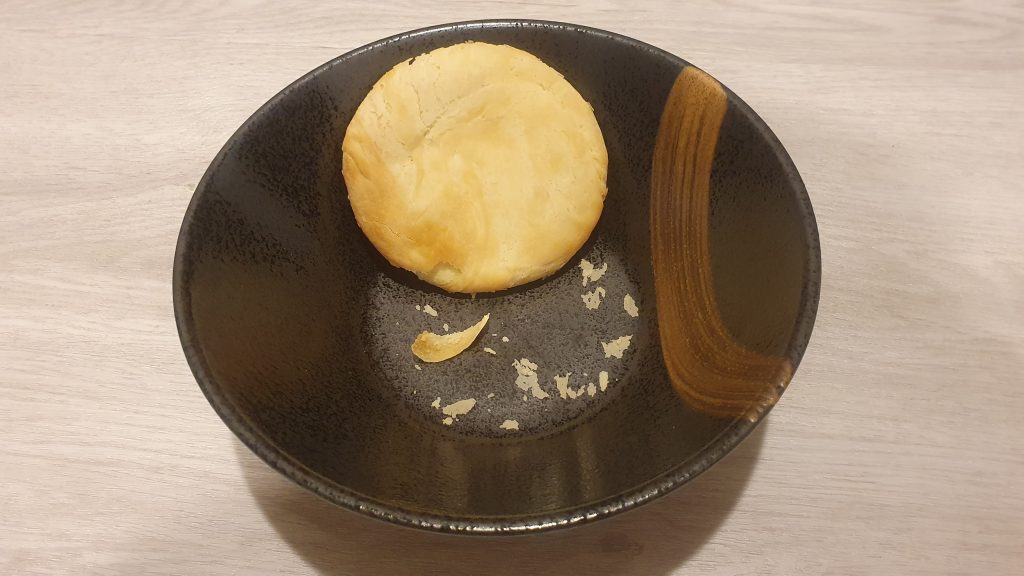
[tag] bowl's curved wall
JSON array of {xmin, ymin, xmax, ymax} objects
[{"xmin": 174, "ymin": 20, "xmax": 819, "ymax": 533}]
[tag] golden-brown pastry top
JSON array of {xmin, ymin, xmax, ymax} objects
[{"xmin": 342, "ymin": 42, "xmax": 608, "ymax": 293}]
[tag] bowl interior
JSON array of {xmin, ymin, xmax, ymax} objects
[{"xmin": 174, "ymin": 21, "xmax": 819, "ymax": 533}]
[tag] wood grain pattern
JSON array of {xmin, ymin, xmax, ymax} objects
[
  {"xmin": 2, "ymin": 1, "xmax": 1023, "ymax": 574},
  {"xmin": 651, "ymin": 67, "xmax": 791, "ymax": 421}
]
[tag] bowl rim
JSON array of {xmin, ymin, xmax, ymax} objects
[{"xmin": 173, "ymin": 18, "xmax": 821, "ymax": 535}]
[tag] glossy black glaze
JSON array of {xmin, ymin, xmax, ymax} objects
[{"xmin": 174, "ymin": 20, "xmax": 820, "ymax": 534}]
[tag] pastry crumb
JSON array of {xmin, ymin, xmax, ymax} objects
[
  {"xmin": 624, "ymin": 294, "xmax": 639, "ymax": 317},
  {"xmin": 484, "ymin": 347, "xmax": 497, "ymax": 355},
  {"xmin": 422, "ymin": 304, "xmax": 438, "ymax": 317},
  {"xmin": 599, "ymin": 371, "xmax": 609, "ymax": 391},
  {"xmin": 579, "ymin": 259, "xmax": 608, "ymax": 286},
  {"xmin": 500, "ymin": 419, "xmax": 520, "ymax": 431},
  {"xmin": 581, "ymin": 286, "xmax": 607, "ymax": 310},
  {"xmin": 554, "ymin": 372, "xmax": 576, "ymax": 399},
  {"xmin": 513, "ymin": 358, "xmax": 549, "ymax": 399},
  {"xmin": 431, "ymin": 397, "xmax": 441, "ymax": 409},
  {"xmin": 411, "ymin": 314, "xmax": 489, "ymax": 362},
  {"xmin": 501, "ymin": 336, "xmax": 509, "ymax": 343},
  {"xmin": 601, "ymin": 335, "xmax": 633, "ymax": 359},
  {"xmin": 441, "ymin": 398, "xmax": 476, "ymax": 424}
]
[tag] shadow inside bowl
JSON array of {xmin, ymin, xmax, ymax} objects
[{"xmin": 235, "ymin": 419, "xmax": 768, "ymax": 574}]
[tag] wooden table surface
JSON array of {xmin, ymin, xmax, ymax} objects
[{"xmin": 3, "ymin": 1, "xmax": 1022, "ymax": 574}]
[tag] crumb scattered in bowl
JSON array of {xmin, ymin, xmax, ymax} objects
[
  {"xmin": 601, "ymin": 335, "xmax": 632, "ymax": 359},
  {"xmin": 582, "ymin": 286, "xmax": 607, "ymax": 310},
  {"xmin": 411, "ymin": 313, "xmax": 489, "ymax": 362},
  {"xmin": 513, "ymin": 358, "xmax": 549, "ymax": 399},
  {"xmin": 579, "ymin": 258, "xmax": 608, "ymax": 286},
  {"xmin": 623, "ymin": 294, "xmax": 639, "ymax": 318},
  {"xmin": 554, "ymin": 372, "xmax": 575, "ymax": 399},
  {"xmin": 441, "ymin": 398, "xmax": 477, "ymax": 425}
]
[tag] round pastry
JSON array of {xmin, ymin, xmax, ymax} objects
[{"xmin": 342, "ymin": 42, "xmax": 608, "ymax": 293}]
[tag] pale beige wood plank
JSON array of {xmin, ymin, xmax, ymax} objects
[{"xmin": 2, "ymin": 1, "xmax": 1022, "ymax": 574}]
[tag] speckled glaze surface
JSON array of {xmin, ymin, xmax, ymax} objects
[{"xmin": 173, "ymin": 20, "xmax": 820, "ymax": 534}]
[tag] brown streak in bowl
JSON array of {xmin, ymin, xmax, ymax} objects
[{"xmin": 651, "ymin": 67, "xmax": 791, "ymax": 421}]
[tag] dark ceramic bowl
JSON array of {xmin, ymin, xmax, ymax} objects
[{"xmin": 174, "ymin": 20, "xmax": 820, "ymax": 534}]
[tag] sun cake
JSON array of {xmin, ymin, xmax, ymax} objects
[{"xmin": 342, "ymin": 42, "xmax": 608, "ymax": 293}]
